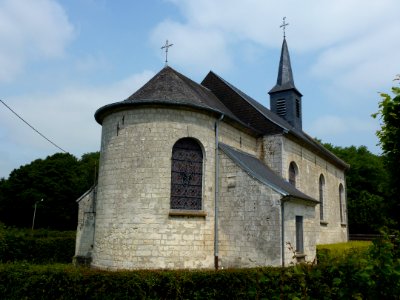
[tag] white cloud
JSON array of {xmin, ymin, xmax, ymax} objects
[
  {"xmin": 305, "ymin": 114, "xmax": 381, "ymax": 152},
  {"xmin": 309, "ymin": 115, "xmax": 378, "ymax": 137},
  {"xmin": 0, "ymin": 0, "xmax": 74, "ymax": 82},
  {"xmin": 0, "ymin": 70, "xmax": 154, "ymax": 178},
  {"xmin": 159, "ymin": 0, "xmax": 400, "ymax": 100},
  {"xmin": 167, "ymin": 0, "xmax": 399, "ymax": 49},
  {"xmin": 151, "ymin": 20, "xmax": 232, "ymax": 74},
  {"xmin": 310, "ymin": 22, "xmax": 400, "ymax": 94}
]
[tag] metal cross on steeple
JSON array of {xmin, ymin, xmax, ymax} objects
[
  {"xmin": 161, "ymin": 39, "xmax": 173, "ymax": 66},
  {"xmin": 280, "ymin": 17, "xmax": 289, "ymax": 38}
]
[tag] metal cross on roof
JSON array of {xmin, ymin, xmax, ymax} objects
[
  {"xmin": 280, "ymin": 17, "xmax": 289, "ymax": 38},
  {"xmin": 161, "ymin": 39, "xmax": 173, "ymax": 66}
]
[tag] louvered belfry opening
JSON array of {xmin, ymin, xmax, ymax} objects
[
  {"xmin": 276, "ymin": 99, "xmax": 287, "ymax": 117},
  {"xmin": 170, "ymin": 138, "xmax": 203, "ymax": 210}
]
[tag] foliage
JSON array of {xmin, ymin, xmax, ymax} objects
[
  {"xmin": 323, "ymin": 143, "xmax": 391, "ymax": 233},
  {"xmin": 0, "ymin": 225, "xmax": 75, "ymax": 264},
  {"xmin": 0, "ymin": 237, "xmax": 399, "ymax": 299},
  {"xmin": 372, "ymin": 76, "xmax": 400, "ymax": 224},
  {"xmin": 0, "ymin": 152, "xmax": 99, "ymax": 230},
  {"xmin": 317, "ymin": 241, "xmax": 371, "ymax": 264}
]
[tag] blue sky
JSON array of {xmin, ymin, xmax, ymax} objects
[{"xmin": 1, "ymin": 0, "xmax": 399, "ymax": 178}]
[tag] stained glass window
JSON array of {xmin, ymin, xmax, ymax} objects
[{"xmin": 170, "ymin": 138, "xmax": 203, "ymax": 210}]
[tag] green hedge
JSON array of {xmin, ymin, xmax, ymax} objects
[
  {"xmin": 0, "ymin": 257, "xmax": 399, "ymax": 300},
  {"xmin": 0, "ymin": 226, "xmax": 75, "ymax": 263},
  {"xmin": 0, "ymin": 228, "xmax": 399, "ymax": 299},
  {"xmin": 0, "ymin": 264, "xmax": 325, "ymax": 299}
]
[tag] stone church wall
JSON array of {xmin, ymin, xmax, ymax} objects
[
  {"xmin": 283, "ymin": 200, "xmax": 317, "ymax": 265},
  {"xmin": 259, "ymin": 135, "xmax": 284, "ymax": 176},
  {"xmin": 219, "ymin": 122, "xmax": 257, "ymax": 156},
  {"xmin": 262, "ymin": 135, "xmax": 347, "ymax": 245},
  {"xmin": 218, "ymin": 151, "xmax": 282, "ymax": 267},
  {"xmin": 91, "ymin": 107, "xmax": 258, "ymax": 270},
  {"xmin": 75, "ymin": 186, "xmax": 96, "ymax": 265},
  {"xmin": 93, "ymin": 108, "xmax": 215, "ymax": 269}
]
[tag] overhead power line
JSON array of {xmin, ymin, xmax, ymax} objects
[{"xmin": 0, "ymin": 99, "xmax": 68, "ymax": 153}]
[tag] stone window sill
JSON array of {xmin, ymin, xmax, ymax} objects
[
  {"xmin": 295, "ymin": 253, "xmax": 306, "ymax": 262},
  {"xmin": 320, "ymin": 221, "xmax": 329, "ymax": 226},
  {"xmin": 169, "ymin": 210, "xmax": 207, "ymax": 217}
]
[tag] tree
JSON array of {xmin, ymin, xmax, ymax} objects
[
  {"xmin": 323, "ymin": 143, "xmax": 390, "ymax": 233},
  {"xmin": 0, "ymin": 152, "xmax": 99, "ymax": 230},
  {"xmin": 372, "ymin": 75, "xmax": 400, "ymax": 225}
]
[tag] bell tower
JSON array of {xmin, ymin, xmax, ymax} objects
[{"xmin": 268, "ymin": 37, "xmax": 303, "ymax": 130}]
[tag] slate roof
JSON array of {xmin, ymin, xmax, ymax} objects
[
  {"xmin": 94, "ymin": 64, "xmax": 347, "ymax": 169},
  {"xmin": 219, "ymin": 143, "xmax": 317, "ymax": 203},
  {"xmin": 95, "ymin": 66, "xmax": 239, "ymax": 124},
  {"xmin": 269, "ymin": 38, "xmax": 302, "ymax": 95},
  {"xmin": 202, "ymin": 71, "xmax": 349, "ymax": 170},
  {"xmin": 202, "ymin": 71, "xmax": 291, "ymax": 134}
]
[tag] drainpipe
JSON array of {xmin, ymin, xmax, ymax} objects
[
  {"xmin": 91, "ymin": 185, "xmax": 97, "ymax": 250},
  {"xmin": 214, "ymin": 114, "xmax": 224, "ymax": 270},
  {"xmin": 281, "ymin": 198, "xmax": 286, "ymax": 267},
  {"xmin": 344, "ymin": 178, "xmax": 349, "ymax": 242}
]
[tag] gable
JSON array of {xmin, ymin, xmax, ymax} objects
[{"xmin": 219, "ymin": 143, "xmax": 317, "ymax": 204}]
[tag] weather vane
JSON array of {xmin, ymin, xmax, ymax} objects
[
  {"xmin": 161, "ymin": 39, "xmax": 173, "ymax": 66},
  {"xmin": 280, "ymin": 17, "xmax": 289, "ymax": 38}
]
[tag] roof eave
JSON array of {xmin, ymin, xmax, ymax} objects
[
  {"xmin": 94, "ymin": 100, "xmax": 262, "ymax": 136},
  {"xmin": 268, "ymin": 85, "xmax": 303, "ymax": 97},
  {"xmin": 282, "ymin": 195, "xmax": 319, "ymax": 206}
]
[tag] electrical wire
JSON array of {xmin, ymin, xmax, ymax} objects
[{"xmin": 0, "ymin": 99, "xmax": 68, "ymax": 153}]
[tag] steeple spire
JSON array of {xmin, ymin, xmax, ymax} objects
[
  {"xmin": 269, "ymin": 30, "xmax": 303, "ymax": 130},
  {"xmin": 269, "ymin": 38, "xmax": 298, "ymax": 94}
]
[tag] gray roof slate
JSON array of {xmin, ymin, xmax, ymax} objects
[
  {"xmin": 94, "ymin": 65, "xmax": 348, "ymax": 170},
  {"xmin": 269, "ymin": 38, "xmax": 302, "ymax": 96},
  {"xmin": 203, "ymin": 71, "xmax": 349, "ymax": 170},
  {"xmin": 95, "ymin": 66, "xmax": 244, "ymax": 126},
  {"xmin": 219, "ymin": 143, "xmax": 317, "ymax": 203}
]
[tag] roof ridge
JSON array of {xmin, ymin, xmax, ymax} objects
[{"xmin": 205, "ymin": 71, "xmax": 291, "ymax": 131}]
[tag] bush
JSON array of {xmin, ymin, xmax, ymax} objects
[
  {"xmin": 1, "ymin": 231, "xmax": 399, "ymax": 299},
  {"xmin": 0, "ymin": 225, "xmax": 75, "ymax": 263},
  {"xmin": 316, "ymin": 241, "xmax": 371, "ymax": 264}
]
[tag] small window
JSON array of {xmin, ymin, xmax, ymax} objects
[
  {"xmin": 276, "ymin": 99, "xmax": 286, "ymax": 117},
  {"xmin": 339, "ymin": 184, "xmax": 345, "ymax": 223},
  {"xmin": 289, "ymin": 162, "xmax": 298, "ymax": 187},
  {"xmin": 170, "ymin": 138, "xmax": 203, "ymax": 210},
  {"xmin": 296, "ymin": 99, "xmax": 301, "ymax": 118},
  {"xmin": 319, "ymin": 175, "xmax": 325, "ymax": 221},
  {"xmin": 296, "ymin": 216, "xmax": 304, "ymax": 253}
]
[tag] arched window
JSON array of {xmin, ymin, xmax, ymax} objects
[
  {"xmin": 170, "ymin": 138, "xmax": 203, "ymax": 210},
  {"xmin": 339, "ymin": 184, "xmax": 345, "ymax": 223},
  {"xmin": 289, "ymin": 162, "xmax": 298, "ymax": 187},
  {"xmin": 319, "ymin": 174, "xmax": 325, "ymax": 221}
]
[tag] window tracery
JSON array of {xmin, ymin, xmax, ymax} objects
[{"xmin": 170, "ymin": 138, "xmax": 203, "ymax": 210}]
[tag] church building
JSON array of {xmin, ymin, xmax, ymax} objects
[{"xmin": 74, "ymin": 37, "xmax": 349, "ymax": 270}]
